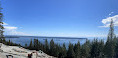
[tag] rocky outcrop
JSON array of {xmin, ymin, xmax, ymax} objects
[{"xmin": 0, "ymin": 43, "xmax": 56, "ymax": 58}]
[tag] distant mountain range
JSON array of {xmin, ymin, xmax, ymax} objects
[
  {"xmin": 4, "ymin": 35, "xmax": 87, "ymax": 39},
  {"xmin": 5, "ymin": 35, "xmax": 20, "ymax": 38}
]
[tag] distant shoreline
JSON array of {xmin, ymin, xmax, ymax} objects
[{"xmin": 5, "ymin": 35, "xmax": 87, "ymax": 39}]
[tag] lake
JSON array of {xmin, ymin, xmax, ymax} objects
[
  {"xmin": 5, "ymin": 36, "xmax": 107, "ymax": 48},
  {"xmin": 5, "ymin": 36, "xmax": 87, "ymax": 47}
]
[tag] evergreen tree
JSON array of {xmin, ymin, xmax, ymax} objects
[
  {"xmin": 99, "ymin": 40, "xmax": 104, "ymax": 58},
  {"xmin": 67, "ymin": 43, "xmax": 75, "ymax": 58},
  {"xmin": 54, "ymin": 44, "xmax": 60, "ymax": 57},
  {"xmin": 33, "ymin": 39, "xmax": 39, "ymax": 50},
  {"xmin": 38, "ymin": 41, "xmax": 41, "ymax": 50},
  {"xmin": 62, "ymin": 43, "xmax": 67, "ymax": 58},
  {"xmin": 104, "ymin": 19, "xmax": 116, "ymax": 58},
  {"xmin": 45, "ymin": 39, "xmax": 49, "ymax": 54},
  {"xmin": 29, "ymin": 39, "xmax": 33, "ymax": 49},
  {"xmin": 115, "ymin": 39, "xmax": 118, "ymax": 58},
  {"xmin": 49, "ymin": 39, "xmax": 55, "ymax": 56},
  {"xmin": 2, "ymin": 38, "xmax": 6, "ymax": 44},
  {"xmin": 90, "ymin": 39, "xmax": 104, "ymax": 58},
  {"xmin": 108, "ymin": 19, "xmax": 115, "ymax": 39},
  {"xmin": 104, "ymin": 38, "xmax": 116, "ymax": 58},
  {"xmin": 25, "ymin": 43, "xmax": 27, "ymax": 48},
  {"xmin": 58, "ymin": 43, "xmax": 67, "ymax": 58},
  {"xmin": 0, "ymin": 37, "xmax": 2, "ymax": 43},
  {"xmin": 0, "ymin": 2, "xmax": 4, "ymax": 42},
  {"xmin": 7, "ymin": 40, "xmax": 11, "ymax": 45},
  {"xmin": 74, "ymin": 41, "xmax": 81, "ymax": 58},
  {"xmin": 81, "ymin": 40, "xmax": 91, "ymax": 58}
]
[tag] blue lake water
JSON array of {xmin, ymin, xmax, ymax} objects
[{"xmin": 5, "ymin": 36, "xmax": 107, "ymax": 48}]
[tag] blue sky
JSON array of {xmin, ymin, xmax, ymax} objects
[{"xmin": 1, "ymin": 0, "xmax": 118, "ymax": 37}]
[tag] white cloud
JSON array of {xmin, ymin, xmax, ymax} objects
[
  {"xmin": 4, "ymin": 26, "xmax": 17, "ymax": 30},
  {"xmin": 3, "ymin": 23, "xmax": 30, "ymax": 36},
  {"xmin": 100, "ymin": 15, "xmax": 118, "ymax": 27}
]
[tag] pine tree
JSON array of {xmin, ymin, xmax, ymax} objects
[
  {"xmin": 38, "ymin": 41, "xmax": 41, "ymax": 50},
  {"xmin": 104, "ymin": 38, "xmax": 113, "ymax": 58},
  {"xmin": 8, "ymin": 40, "xmax": 11, "ymax": 45},
  {"xmin": 67, "ymin": 43, "xmax": 75, "ymax": 58},
  {"xmin": 62, "ymin": 43, "xmax": 67, "ymax": 58},
  {"xmin": 74, "ymin": 41, "xmax": 81, "ymax": 58},
  {"xmin": 25, "ymin": 43, "xmax": 27, "ymax": 48},
  {"xmin": 104, "ymin": 19, "xmax": 116, "ymax": 58},
  {"xmin": 0, "ymin": 2, "xmax": 4, "ymax": 42},
  {"xmin": 58, "ymin": 43, "xmax": 67, "ymax": 58},
  {"xmin": 50, "ymin": 39, "xmax": 55, "ymax": 56},
  {"xmin": 81, "ymin": 40, "xmax": 91, "ymax": 58},
  {"xmin": 45, "ymin": 39, "xmax": 49, "ymax": 54},
  {"xmin": 108, "ymin": 19, "xmax": 115, "ymax": 39},
  {"xmin": 99, "ymin": 40, "xmax": 104, "ymax": 58},
  {"xmin": 33, "ymin": 39, "xmax": 39, "ymax": 50},
  {"xmin": 29, "ymin": 39, "xmax": 33, "ymax": 49},
  {"xmin": 115, "ymin": 39, "xmax": 118, "ymax": 58},
  {"xmin": 90, "ymin": 39, "xmax": 104, "ymax": 58},
  {"xmin": 54, "ymin": 44, "xmax": 60, "ymax": 57}
]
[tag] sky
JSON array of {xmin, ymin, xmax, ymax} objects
[{"xmin": 1, "ymin": 0, "xmax": 118, "ymax": 37}]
